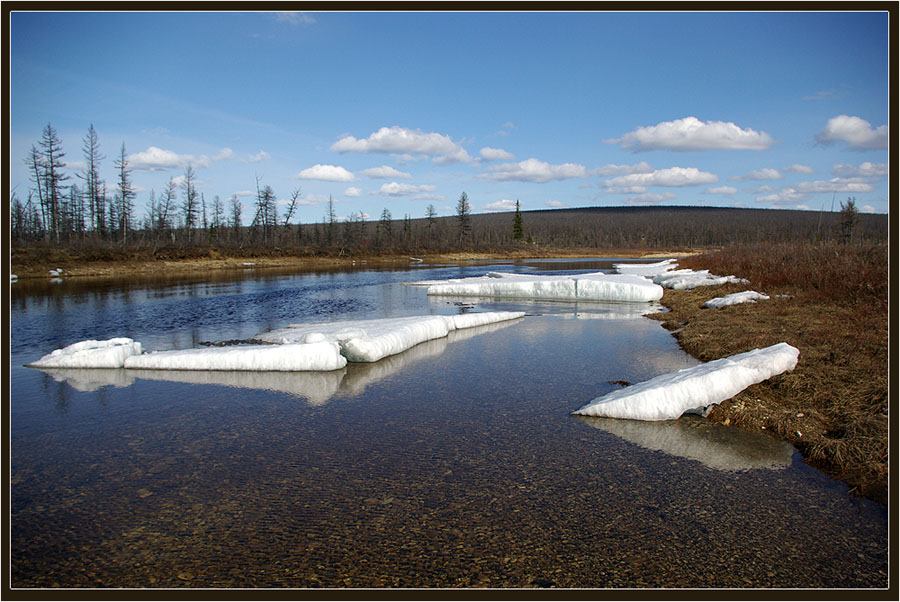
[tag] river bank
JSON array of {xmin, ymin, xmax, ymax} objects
[
  {"xmin": 8, "ymin": 245, "xmax": 701, "ymax": 280},
  {"xmin": 649, "ymin": 241, "xmax": 888, "ymax": 504},
  {"xmin": 9, "ymin": 242, "xmax": 886, "ymax": 503}
]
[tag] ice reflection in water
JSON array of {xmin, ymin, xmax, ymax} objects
[
  {"xmin": 35, "ymin": 319, "xmax": 520, "ymax": 406},
  {"xmin": 575, "ymin": 414, "xmax": 795, "ymax": 472},
  {"xmin": 10, "ymin": 263, "xmax": 888, "ymax": 589}
]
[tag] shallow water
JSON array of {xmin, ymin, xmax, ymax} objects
[{"xmin": 9, "ymin": 261, "xmax": 888, "ymax": 589}]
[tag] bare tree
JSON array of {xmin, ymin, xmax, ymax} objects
[
  {"xmin": 114, "ymin": 143, "xmax": 135, "ymax": 244},
  {"xmin": 80, "ymin": 124, "xmax": 104, "ymax": 235},
  {"xmin": 229, "ymin": 193, "xmax": 243, "ymax": 246},
  {"xmin": 39, "ymin": 123, "xmax": 69, "ymax": 243},
  {"xmin": 181, "ymin": 166, "xmax": 198, "ymax": 244}
]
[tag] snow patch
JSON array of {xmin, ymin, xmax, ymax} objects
[
  {"xmin": 572, "ymin": 343, "xmax": 799, "ymax": 421},
  {"xmin": 612, "ymin": 258, "xmax": 677, "ymax": 276},
  {"xmin": 613, "ymin": 260, "xmax": 749, "ymax": 290},
  {"xmin": 704, "ymin": 291, "xmax": 770, "ymax": 309}
]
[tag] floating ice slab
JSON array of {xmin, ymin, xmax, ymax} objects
[
  {"xmin": 28, "ymin": 338, "xmax": 143, "ymax": 369},
  {"xmin": 123, "ymin": 341, "xmax": 347, "ymax": 371},
  {"xmin": 573, "ymin": 342, "xmax": 799, "ymax": 421},
  {"xmin": 255, "ymin": 311, "xmax": 524, "ymax": 362},
  {"xmin": 27, "ymin": 313, "xmax": 523, "ymax": 373},
  {"xmin": 34, "ymin": 319, "xmax": 521, "ymax": 404},
  {"xmin": 415, "ymin": 272, "xmax": 663, "ymax": 303},
  {"xmin": 704, "ymin": 291, "xmax": 770, "ymax": 309}
]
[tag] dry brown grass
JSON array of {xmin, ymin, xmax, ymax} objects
[{"xmin": 648, "ymin": 241, "xmax": 888, "ymax": 503}]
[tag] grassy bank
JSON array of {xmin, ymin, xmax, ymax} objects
[
  {"xmin": 647, "ymin": 241, "xmax": 889, "ymax": 503},
  {"xmin": 8, "ymin": 244, "xmax": 701, "ymax": 280}
]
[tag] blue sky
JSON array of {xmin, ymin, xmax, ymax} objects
[{"xmin": 9, "ymin": 10, "xmax": 891, "ymax": 225}]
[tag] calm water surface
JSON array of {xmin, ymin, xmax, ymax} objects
[{"xmin": 9, "ymin": 260, "xmax": 888, "ymax": 589}]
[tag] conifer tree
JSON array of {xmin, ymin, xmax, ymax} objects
[
  {"xmin": 513, "ymin": 199, "xmax": 524, "ymax": 241},
  {"xmin": 456, "ymin": 192, "xmax": 471, "ymax": 245}
]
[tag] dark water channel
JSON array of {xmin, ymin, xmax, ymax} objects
[{"xmin": 9, "ymin": 259, "xmax": 888, "ymax": 589}]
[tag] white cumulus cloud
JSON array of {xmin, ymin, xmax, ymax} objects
[
  {"xmin": 344, "ymin": 186, "xmax": 362, "ymax": 197},
  {"xmin": 592, "ymin": 161, "xmax": 654, "ymax": 176},
  {"xmin": 127, "ymin": 146, "xmax": 230, "ymax": 171},
  {"xmin": 480, "ymin": 147, "xmax": 514, "ymax": 161},
  {"xmin": 756, "ymin": 177, "xmax": 876, "ymax": 206},
  {"xmin": 705, "ymin": 186, "xmax": 738, "ymax": 195},
  {"xmin": 623, "ymin": 192, "xmax": 677, "ymax": 205},
  {"xmin": 296, "ymin": 164, "xmax": 355, "ymax": 182},
  {"xmin": 832, "ymin": 162, "xmax": 888, "ymax": 177},
  {"xmin": 861, "ymin": 204, "xmax": 877, "ymax": 213},
  {"xmin": 247, "ymin": 150, "xmax": 271, "ymax": 163},
  {"xmin": 731, "ymin": 168, "xmax": 783, "ymax": 182},
  {"xmin": 815, "ymin": 115, "xmax": 888, "ymax": 150},
  {"xmin": 331, "ymin": 126, "xmax": 471, "ymax": 164},
  {"xmin": 603, "ymin": 166, "xmax": 718, "ymax": 188},
  {"xmin": 546, "ymin": 200, "xmax": 565, "ymax": 208},
  {"xmin": 606, "ymin": 116, "xmax": 774, "ymax": 151},
  {"xmin": 484, "ymin": 199, "xmax": 519, "ymax": 212},
  {"xmin": 794, "ymin": 178, "xmax": 875, "ymax": 194},
  {"xmin": 482, "ymin": 158, "xmax": 587, "ymax": 183},
  {"xmin": 376, "ymin": 182, "xmax": 437, "ymax": 197},
  {"xmin": 783, "ymin": 164, "xmax": 814, "ymax": 174},
  {"xmin": 360, "ymin": 165, "xmax": 412, "ymax": 179}
]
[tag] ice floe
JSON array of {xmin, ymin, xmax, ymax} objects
[
  {"xmin": 704, "ymin": 291, "xmax": 770, "ymax": 309},
  {"xmin": 412, "ymin": 272, "xmax": 663, "ymax": 303},
  {"xmin": 124, "ymin": 341, "xmax": 348, "ymax": 372},
  {"xmin": 572, "ymin": 342, "xmax": 799, "ymax": 421},
  {"xmin": 33, "ymin": 319, "xmax": 520, "ymax": 405},
  {"xmin": 28, "ymin": 338, "xmax": 143, "ymax": 369},
  {"xmin": 27, "ymin": 312, "xmax": 524, "ymax": 372},
  {"xmin": 254, "ymin": 311, "xmax": 524, "ymax": 362},
  {"xmin": 575, "ymin": 414, "xmax": 794, "ymax": 471}
]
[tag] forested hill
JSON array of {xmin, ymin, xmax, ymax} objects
[
  {"xmin": 10, "ymin": 202, "xmax": 887, "ymax": 256},
  {"xmin": 460, "ymin": 205, "xmax": 888, "ymax": 249}
]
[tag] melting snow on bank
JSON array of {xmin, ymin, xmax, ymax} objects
[
  {"xmin": 27, "ymin": 312, "xmax": 524, "ymax": 371},
  {"xmin": 613, "ymin": 259, "xmax": 749, "ymax": 290},
  {"xmin": 573, "ymin": 343, "xmax": 799, "ymax": 421}
]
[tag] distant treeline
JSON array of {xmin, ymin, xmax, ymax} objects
[
  {"xmin": 11, "ymin": 122, "xmax": 885, "ymax": 256},
  {"xmin": 10, "ymin": 200, "xmax": 887, "ymax": 257}
]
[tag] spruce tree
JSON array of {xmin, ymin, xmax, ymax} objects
[
  {"xmin": 513, "ymin": 199, "xmax": 524, "ymax": 241},
  {"xmin": 456, "ymin": 192, "xmax": 471, "ymax": 245}
]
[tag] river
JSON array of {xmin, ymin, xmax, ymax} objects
[{"xmin": 8, "ymin": 258, "xmax": 888, "ymax": 589}]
